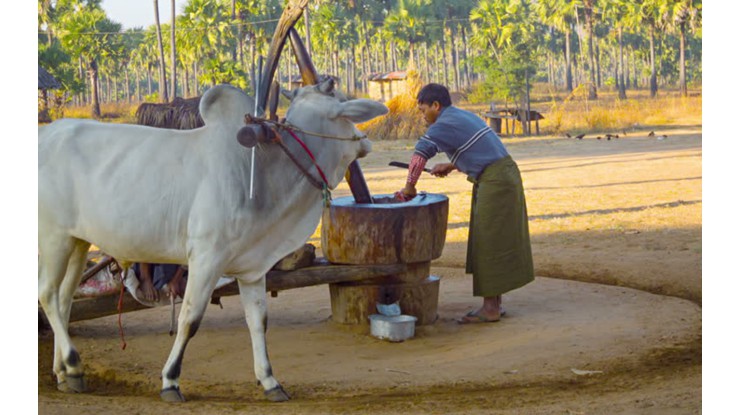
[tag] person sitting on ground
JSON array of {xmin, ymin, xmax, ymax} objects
[{"xmin": 134, "ymin": 263, "xmax": 188, "ymax": 303}]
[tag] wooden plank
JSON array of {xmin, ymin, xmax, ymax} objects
[
  {"xmin": 214, "ymin": 262, "xmax": 407, "ymax": 297},
  {"xmin": 53, "ymin": 262, "xmax": 407, "ymax": 323}
]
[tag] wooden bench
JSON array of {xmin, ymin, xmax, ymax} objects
[{"xmin": 482, "ymin": 109, "xmax": 544, "ymax": 136}]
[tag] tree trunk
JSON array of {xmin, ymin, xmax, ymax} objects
[
  {"xmin": 135, "ymin": 69, "xmax": 141, "ymax": 102},
  {"xmin": 193, "ymin": 60, "xmax": 199, "ymax": 95},
  {"xmin": 423, "ymin": 42, "xmax": 430, "ymax": 83},
  {"xmin": 154, "ymin": 0, "xmax": 169, "ymax": 102},
  {"xmin": 585, "ymin": 6, "xmax": 597, "ymax": 99},
  {"xmin": 303, "ymin": 8, "xmax": 312, "ymax": 58},
  {"xmin": 679, "ymin": 23, "xmax": 687, "ymax": 97},
  {"xmin": 124, "ymin": 69, "xmax": 131, "ymax": 102},
  {"xmin": 147, "ymin": 65, "xmax": 153, "ymax": 96},
  {"xmin": 89, "ymin": 59, "xmax": 101, "ymax": 118},
  {"xmin": 112, "ymin": 75, "xmax": 118, "ymax": 103},
  {"xmin": 649, "ymin": 26, "xmax": 657, "ymax": 97},
  {"xmin": 170, "ymin": 0, "xmax": 177, "ymax": 99},
  {"xmin": 632, "ymin": 48, "xmax": 637, "ymax": 89},
  {"xmin": 618, "ymin": 28, "xmax": 626, "ymax": 99},
  {"xmin": 450, "ymin": 25, "xmax": 460, "ymax": 91},
  {"xmin": 595, "ymin": 41, "xmax": 601, "ymax": 88},
  {"xmin": 565, "ymin": 29, "xmax": 573, "ymax": 92},
  {"xmin": 441, "ymin": 37, "xmax": 449, "ymax": 87},
  {"xmin": 183, "ymin": 64, "xmax": 190, "ymax": 98},
  {"xmin": 391, "ymin": 40, "xmax": 398, "ymax": 70},
  {"xmin": 461, "ymin": 26, "xmax": 471, "ymax": 88}
]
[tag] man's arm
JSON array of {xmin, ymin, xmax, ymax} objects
[{"xmin": 395, "ymin": 154, "xmax": 428, "ymax": 201}]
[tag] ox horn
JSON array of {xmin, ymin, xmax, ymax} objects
[
  {"xmin": 288, "ymin": 27, "xmax": 319, "ymax": 86},
  {"xmin": 257, "ymin": 0, "xmax": 309, "ymax": 113},
  {"xmin": 268, "ymin": 81, "xmax": 280, "ymax": 121}
]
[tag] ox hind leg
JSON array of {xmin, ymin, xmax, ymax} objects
[
  {"xmin": 159, "ymin": 261, "xmax": 222, "ymax": 402},
  {"xmin": 237, "ymin": 276, "xmax": 289, "ymax": 402},
  {"xmin": 38, "ymin": 236, "xmax": 90, "ymax": 392}
]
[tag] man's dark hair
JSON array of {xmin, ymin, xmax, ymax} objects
[{"xmin": 417, "ymin": 83, "xmax": 452, "ymax": 107}]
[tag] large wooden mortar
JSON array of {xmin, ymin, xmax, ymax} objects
[{"xmin": 321, "ymin": 193, "xmax": 448, "ymax": 325}]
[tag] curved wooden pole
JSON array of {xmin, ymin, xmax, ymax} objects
[{"xmin": 258, "ymin": 0, "xmax": 309, "ymax": 113}]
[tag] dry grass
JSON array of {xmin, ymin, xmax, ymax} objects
[{"xmin": 61, "ymin": 102, "xmax": 139, "ymax": 123}]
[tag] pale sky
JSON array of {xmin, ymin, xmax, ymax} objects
[{"xmin": 101, "ymin": 0, "xmax": 189, "ymax": 30}]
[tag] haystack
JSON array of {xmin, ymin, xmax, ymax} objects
[{"xmin": 135, "ymin": 96, "xmax": 204, "ymax": 130}]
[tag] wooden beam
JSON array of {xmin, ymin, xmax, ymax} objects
[{"xmin": 52, "ymin": 262, "xmax": 407, "ymax": 323}]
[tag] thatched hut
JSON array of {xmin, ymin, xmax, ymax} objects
[
  {"xmin": 39, "ymin": 65, "xmax": 61, "ymax": 90},
  {"xmin": 367, "ymin": 71, "xmax": 409, "ymax": 102},
  {"xmin": 39, "ymin": 65, "xmax": 61, "ymax": 123},
  {"xmin": 135, "ymin": 96, "xmax": 204, "ymax": 130}
]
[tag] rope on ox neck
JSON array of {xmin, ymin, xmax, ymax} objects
[
  {"xmin": 282, "ymin": 128, "xmax": 332, "ymax": 206},
  {"xmin": 243, "ymin": 114, "xmax": 334, "ymax": 205},
  {"xmin": 281, "ymin": 121, "xmax": 367, "ymax": 142}
]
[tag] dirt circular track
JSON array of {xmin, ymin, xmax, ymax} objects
[
  {"xmin": 39, "ymin": 269, "xmax": 701, "ymax": 414},
  {"xmin": 38, "ymin": 128, "xmax": 702, "ymax": 414}
]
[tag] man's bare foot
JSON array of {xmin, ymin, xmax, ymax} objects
[{"xmin": 139, "ymin": 278, "xmax": 158, "ymax": 302}]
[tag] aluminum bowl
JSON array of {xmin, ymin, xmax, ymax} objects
[{"xmin": 369, "ymin": 314, "xmax": 418, "ymax": 342}]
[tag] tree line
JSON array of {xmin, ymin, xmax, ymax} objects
[{"xmin": 38, "ymin": 0, "xmax": 702, "ymax": 119}]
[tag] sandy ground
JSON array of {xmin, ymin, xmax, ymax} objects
[{"xmin": 38, "ymin": 127, "xmax": 702, "ymax": 414}]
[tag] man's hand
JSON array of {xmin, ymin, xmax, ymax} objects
[
  {"xmin": 394, "ymin": 183, "xmax": 417, "ymax": 202},
  {"xmin": 430, "ymin": 163, "xmax": 457, "ymax": 177}
]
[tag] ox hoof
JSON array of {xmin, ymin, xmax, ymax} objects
[
  {"xmin": 57, "ymin": 374, "xmax": 87, "ymax": 393},
  {"xmin": 160, "ymin": 386, "xmax": 186, "ymax": 403},
  {"xmin": 264, "ymin": 385, "xmax": 290, "ymax": 402}
]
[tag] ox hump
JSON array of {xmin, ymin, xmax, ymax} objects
[{"xmin": 199, "ymin": 84, "xmax": 254, "ymax": 126}]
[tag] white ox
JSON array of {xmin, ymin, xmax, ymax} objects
[{"xmin": 38, "ymin": 78, "xmax": 388, "ymax": 402}]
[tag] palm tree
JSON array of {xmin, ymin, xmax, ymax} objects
[
  {"xmin": 170, "ymin": 0, "xmax": 177, "ymax": 98},
  {"xmin": 58, "ymin": 4, "xmax": 123, "ymax": 118},
  {"xmin": 153, "ymin": 0, "xmax": 169, "ymax": 102},
  {"xmin": 578, "ymin": 0, "xmax": 598, "ymax": 99},
  {"xmin": 665, "ymin": 0, "xmax": 701, "ymax": 96},
  {"xmin": 384, "ymin": 0, "xmax": 429, "ymax": 72},
  {"xmin": 601, "ymin": 0, "xmax": 632, "ymax": 99},
  {"xmin": 638, "ymin": 0, "xmax": 665, "ymax": 98},
  {"xmin": 537, "ymin": 0, "xmax": 577, "ymax": 92}
]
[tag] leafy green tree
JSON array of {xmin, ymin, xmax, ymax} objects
[
  {"xmin": 470, "ymin": 0, "xmax": 541, "ymax": 132},
  {"xmin": 664, "ymin": 0, "xmax": 701, "ymax": 96},
  {"xmin": 384, "ymin": 0, "xmax": 431, "ymax": 70},
  {"xmin": 58, "ymin": 1, "xmax": 123, "ymax": 117},
  {"xmin": 536, "ymin": 0, "xmax": 578, "ymax": 92}
]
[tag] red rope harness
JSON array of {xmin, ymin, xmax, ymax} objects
[
  {"xmin": 284, "ymin": 128, "xmax": 330, "ymax": 186},
  {"xmin": 112, "ymin": 261, "xmax": 127, "ymax": 350}
]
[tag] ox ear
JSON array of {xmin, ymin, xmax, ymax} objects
[
  {"xmin": 332, "ymin": 99, "xmax": 389, "ymax": 124},
  {"xmin": 318, "ymin": 77, "xmax": 335, "ymax": 95},
  {"xmin": 281, "ymin": 88, "xmax": 298, "ymax": 102}
]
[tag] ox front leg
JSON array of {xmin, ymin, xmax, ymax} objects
[
  {"xmin": 238, "ymin": 277, "xmax": 290, "ymax": 402},
  {"xmin": 159, "ymin": 266, "xmax": 221, "ymax": 403}
]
